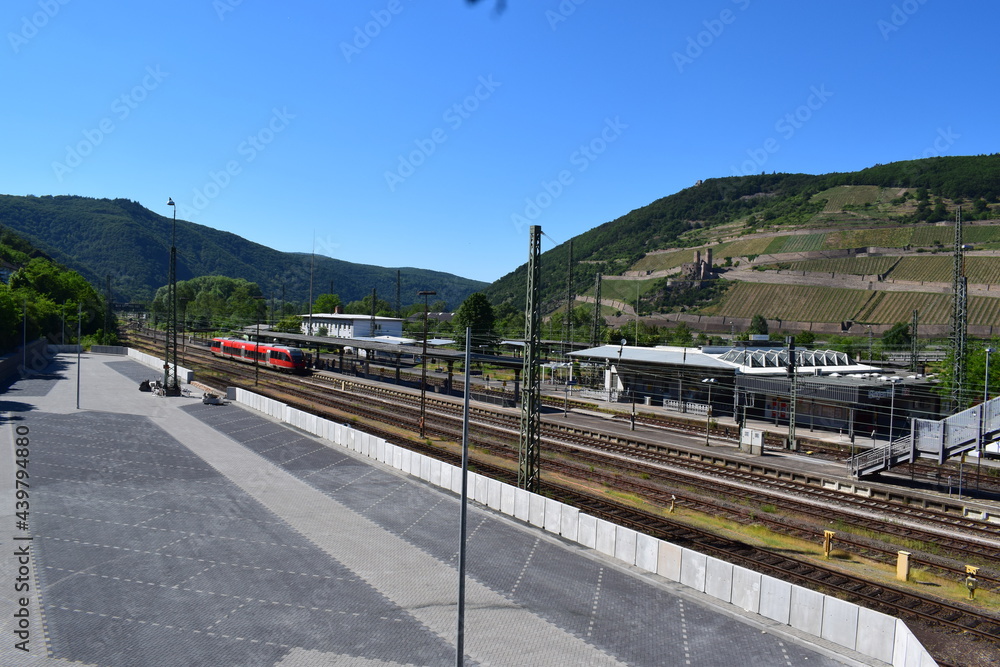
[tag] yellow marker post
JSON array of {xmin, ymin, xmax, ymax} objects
[
  {"xmin": 823, "ymin": 530, "xmax": 835, "ymax": 559},
  {"xmin": 896, "ymin": 551, "xmax": 911, "ymax": 582}
]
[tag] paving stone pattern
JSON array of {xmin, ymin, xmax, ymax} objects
[
  {"xmin": 0, "ymin": 361, "xmax": 71, "ymax": 404},
  {"xmin": 105, "ymin": 359, "xmax": 165, "ymax": 385},
  {"xmin": 28, "ymin": 411, "xmax": 454, "ymax": 667},
  {"xmin": 181, "ymin": 403, "xmax": 848, "ymax": 667}
]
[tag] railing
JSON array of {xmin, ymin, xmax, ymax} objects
[
  {"xmin": 848, "ymin": 435, "xmax": 911, "ymax": 477},
  {"xmin": 579, "ymin": 389, "xmax": 614, "ymax": 402},
  {"xmin": 663, "ymin": 399, "xmax": 708, "ymax": 415}
]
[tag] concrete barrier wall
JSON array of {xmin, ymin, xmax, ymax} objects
[
  {"xmin": 0, "ymin": 340, "xmax": 50, "ymax": 384},
  {"xmin": 126, "ymin": 348, "xmax": 194, "ymax": 383},
  {"xmin": 229, "ymin": 388, "xmax": 937, "ymax": 667},
  {"xmin": 91, "ymin": 345, "xmax": 129, "ymax": 355},
  {"xmin": 48, "ymin": 344, "xmax": 83, "ymax": 353}
]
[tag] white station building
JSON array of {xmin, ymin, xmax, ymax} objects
[{"xmin": 300, "ymin": 313, "xmax": 404, "ymax": 339}]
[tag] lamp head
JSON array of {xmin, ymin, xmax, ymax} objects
[{"xmin": 167, "ymin": 198, "xmax": 175, "ymax": 206}]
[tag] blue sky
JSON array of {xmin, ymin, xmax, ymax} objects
[{"xmin": 3, "ymin": 1, "xmax": 998, "ymax": 285}]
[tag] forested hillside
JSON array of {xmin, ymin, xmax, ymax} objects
[{"xmin": 0, "ymin": 195, "xmax": 486, "ymax": 309}]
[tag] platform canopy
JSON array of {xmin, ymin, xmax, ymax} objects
[
  {"xmin": 570, "ymin": 344, "xmax": 881, "ymax": 377},
  {"xmin": 568, "ymin": 344, "xmax": 734, "ymax": 370}
]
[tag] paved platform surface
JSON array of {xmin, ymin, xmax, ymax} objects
[{"xmin": 0, "ymin": 354, "xmax": 881, "ymax": 666}]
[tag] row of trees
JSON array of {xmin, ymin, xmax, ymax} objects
[
  {"xmin": 147, "ymin": 279, "xmax": 459, "ymax": 335},
  {"xmin": 150, "ymin": 276, "xmax": 265, "ymax": 331}
]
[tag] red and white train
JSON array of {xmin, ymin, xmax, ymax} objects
[{"xmin": 211, "ymin": 338, "xmax": 308, "ymax": 374}]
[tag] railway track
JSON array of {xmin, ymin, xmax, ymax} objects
[
  {"xmin": 127, "ymin": 334, "xmax": 1000, "ymax": 664},
  {"xmin": 303, "ymin": 369, "xmax": 1000, "ymax": 569}
]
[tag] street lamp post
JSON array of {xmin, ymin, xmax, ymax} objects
[
  {"xmin": 985, "ymin": 348, "xmax": 993, "ymax": 405},
  {"xmin": 702, "ymin": 378, "xmax": 716, "ymax": 446},
  {"xmin": 418, "ymin": 290, "xmax": 436, "ymax": 438},
  {"xmin": 888, "ymin": 378, "xmax": 900, "ymax": 444},
  {"xmin": 979, "ymin": 347, "xmax": 993, "ymax": 493},
  {"xmin": 163, "ymin": 198, "xmax": 181, "ymax": 396},
  {"xmin": 253, "ymin": 296, "xmax": 266, "ymax": 386},
  {"xmin": 631, "ymin": 388, "xmax": 636, "ymax": 431},
  {"xmin": 615, "ymin": 339, "xmax": 635, "ymax": 430}
]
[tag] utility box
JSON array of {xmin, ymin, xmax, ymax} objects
[{"xmin": 740, "ymin": 428, "xmax": 764, "ymax": 455}]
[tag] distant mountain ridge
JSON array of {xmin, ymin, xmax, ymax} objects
[
  {"xmin": 0, "ymin": 195, "xmax": 487, "ymax": 307},
  {"xmin": 483, "ymin": 154, "xmax": 1000, "ymax": 314}
]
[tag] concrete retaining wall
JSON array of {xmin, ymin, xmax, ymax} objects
[
  {"xmin": 0, "ymin": 340, "xmax": 51, "ymax": 384},
  {"xmin": 91, "ymin": 345, "xmax": 129, "ymax": 355},
  {"xmin": 126, "ymin": 348, "xmax": 194, "ymax": 384},
  {"xmin": 229, "ymin": 386, "xmax": 937, "ymax": 667},
  {"xmin": 48, "ymin": 344, "xmax": 83, "ymax": 354}
]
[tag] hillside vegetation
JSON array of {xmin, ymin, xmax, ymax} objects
[
  {"xmin": 0, "ymin": 195, "xmax": 486, "ymax": 309},
  {"xmin": 483, "ymin": 154, "xmax": 1000, "ymax": 334},
  {"xmin": 0, "ymin": 228, "xmax": 109, "ymax": 353}
]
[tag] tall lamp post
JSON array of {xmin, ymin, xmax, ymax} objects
[
  {"xmin": 702, "ymin": 378, "xmax": 716, "ymax": 446},
  {"xmin": 985, "ymin": 348, "xmax": 994, "ymax": 406},
  {"xmin": 418, "ymin": 290, "xmax": 436, "ymax": 438},
  {"xmin": 888, "ymin": 378, "xmax": 900, "ymax": 444},
  {"xmin": 164, "ymin": 198, "xmax": 181, "ymax": 396},
  {"xmin": 616, "ymin": 339, "xmax": 635, "ymax": 430},
  {"xmin": 979, "ymin": 347, "xmax": 993, "ymax": 492},
  {"xmin": 253, "ymin": 296, "xmax": 267, "ymax": 386}
]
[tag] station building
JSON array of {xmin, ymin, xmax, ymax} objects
[
  {"xmin": 568, "ymin": 343, "xmax": 943, "ymax": 442},
  {"xmin": 300, "ymin": 312, "xmax": 404, "ymax": 338}
]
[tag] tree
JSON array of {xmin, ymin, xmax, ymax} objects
[
  {"xmin": 453, "ymin": 292, "xmax": 496, "ymax": 348},
  {"xmin": 930, "ymin": 341, "xmax": 1000, "ymax": 409},
  {"xmin": 273, "ymin": 315, "xmax": 303, "ymax": 334},
  {"xmin": 795, "ymin": 330, "xmax": 816, "ymax": 346},
  {"xmin": 152, "ymin": 275, "xmax": 262, "ymax": 330},
  {"xmin": 667, "ymin": 322, "xmax": 693, "ymax": 347},
  {"xmin": 493, "ymin": 301, "xmax": 523, "ymax": 338},
  {"xmin": 344, "ymin": 295, "xmax": 393, "ymax": 316},
  {"xmin": 314, "ymin": 293, "xmax": 341, "ymax": 313},
  {"xmin": 747, "ymin": 314, "xmax": 768, "ymax": 336},
  {"xmin": 881, "ymin": 322, "xmax": 911, "ymax": 351}
]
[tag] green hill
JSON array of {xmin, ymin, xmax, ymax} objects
[
  {"xmin": 484, "ymin": 155, "xmax": 1000, "ymax": 328},
  {"xmin": 0, "ymin": 195, "xmax": 486, "ymax": 309}
]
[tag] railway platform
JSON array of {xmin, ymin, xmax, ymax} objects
[{"xmin": 0, "ymin": 352, "xmax": 918, "ymax": 666}]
